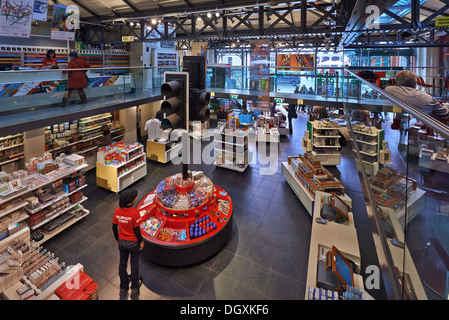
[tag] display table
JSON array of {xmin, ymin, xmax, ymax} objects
[
  {"xmin": 305, "ymin": 192, "xmax": 364, "ymax": 299},
  {"xmin": 385, "ymin": 201, "xmax": 427, "ymax": 299},
  {"xmin": 137, "ymin": 172, "xmax": 233, "ymax": 266},
  {"xmin": 256, "ymin": 127, "xmax": 280, "ymax": 143},
  {"xmin": 418, "ymin": 148, "xmax": 449, "ymax": 174},
  {"xmin": 282, "ymin": 161, "xmax": 352, "ymax": 216},
  {"xmin": 146, "ymin": 139, "xmax": 182, "ymax": 164}
]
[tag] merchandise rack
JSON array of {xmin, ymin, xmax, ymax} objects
[
  {"xmin": 0, "ymin": 132, "xmax": 25, "ymax": 171},
  {"xmin": 307, "ymin": 120, "xmax": 341, "ymax": 166},
  {"xmin": 138, "ymin": 172, "xmax": 233, "ymax": 266},
  {"xmin": 0, "ymin": 163, "xmax": 88, "ymax": 246},
  {"xmin": 214, "ymin": 129, "xmax": 251, "ymax": 172},
  {"xmin": 351, "ymin": 124, "xmax": 385, "ymax": 176}
]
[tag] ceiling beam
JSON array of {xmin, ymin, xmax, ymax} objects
[
  {"xmin": 338, "ymin": 0, "xmax": 398, "ymax": 50},
  {"xmin": 122, "ymin": 0, "xmax": 141, "ymax": 14},
  {"xmin": 71, "ymin": 0, "xmax": 102, "ymax": 20}
]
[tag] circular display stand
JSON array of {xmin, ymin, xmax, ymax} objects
[{"xmin": 138, "ymin": 172, "xmax": 233, "ymax": 267}]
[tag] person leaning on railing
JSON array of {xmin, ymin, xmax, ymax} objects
[{"xmin": 384, "ymin": 70, "xmax": 449, "ymax": 123}]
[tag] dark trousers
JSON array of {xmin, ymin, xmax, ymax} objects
[
  {"xmin": 118, "ymin": 240, "xmax": 140, "ymax": 290},
  {"xmin": 62, "ymin": 88, "xmax": 87, "ymax": 106}
]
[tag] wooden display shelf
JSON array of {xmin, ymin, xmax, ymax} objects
[{"xmin": 97, "ymin": 160, "xmax": 147, "ymax": 193}]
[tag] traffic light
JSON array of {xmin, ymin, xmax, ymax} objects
[
  {"xmin": 190, "ymin": 88, "xmax": 211, "ymax": 122},
  {"xmin": 160, "ymin": 71, "xmax": 189, "ymax": 130},
  {"xmin": 182, "ymin": 56, "xmax": 211, "ymax": 123}
]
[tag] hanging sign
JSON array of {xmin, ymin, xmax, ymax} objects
[
  {"xmin": 32, "ymin": 0, "xmax": 49, "ymax": 21},
  {"xmin": 51, "ymin": 4, "xmax": 79, "ymax": 40},
  {"xmin": 0, "ymin": 0, "xmax": 33, "ymax": 38}
]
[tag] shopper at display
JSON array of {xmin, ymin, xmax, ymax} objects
[
  {"xmin": 285, "ymin": 103, "xmax": 297, "ymax": 134},
  {"xmin": 41, "ymin": 49, "xmax": 58, "ymax": 69},
  {"xmin": 112, "ymin": 189, "xmax": 144, "ymax": 300},
  {"xmin": 61, "ymin": 51, "xmax": 90, "ymax": 107},
  {"xmin": 98, "ymin": 125, "xmax": 111, "ymax": 147},
  {"xmin": 384, "ymin": 70, "xmax": 449, "ymax": 121}
]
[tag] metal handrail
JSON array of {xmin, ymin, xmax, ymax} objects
[{"xmin": 344, "ymin": 68, "xmax": 449, "ymax": 140}]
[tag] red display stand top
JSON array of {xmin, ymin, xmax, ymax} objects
[{"xmin": 138, "ymin": 173, "xmax": 233, "ymax": 247}]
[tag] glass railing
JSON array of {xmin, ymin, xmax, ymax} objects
[
  {"xmin": 0, "ymin": 65, "xmax": 182, "ymax": 131},
  {"xmin": 205, "ymin": 65, "xmax": 449, "ymax": 102},
  {"xmin": 342, "ymin": 68, "xmax": 449, "ymax": 300}
]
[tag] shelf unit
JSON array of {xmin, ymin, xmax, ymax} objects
[
  {"xmin": 44, "ymin": 113, "xmax": 119, "ymax": 171},
  {"xmin": 0, "ymin": 133, "xmax": 25, "ymax": 172},
  {"xmin": 214, "ymin": 129, "xmax": 250, "ymax": 172},
  {"xmin": 0, "ymin": 163, "xmax": 88, "ymax": 246},
  {"xmin": 307, "ymin": 120, "xmax": 341, "ymax": 166},
  {"xmin": 351, "ymin": 124, "xmax": 385, "ymax": 176},
  {"xmin": 96, "ymin": 144, "xmax": 146, "ymax": 193}
]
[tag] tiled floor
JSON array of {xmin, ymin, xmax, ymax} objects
[{"xmin": 42, "ymin": 112, "xmax": 384, "ymax": 300}]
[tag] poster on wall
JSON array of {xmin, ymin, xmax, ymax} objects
[
  {"xmin": 51, "ymin": 4, "xmax": 79, "ymax": 40},
  {"xmin": 32, "ymin": 0, "xmax": 49, "ymax": 21},
  {"xmin": 277, "ymin": 54, "xmax": 315, "ymax": 70},
  {"xmin": 0, "ymin": 0, "xmax": 33, "ymax": 38}
]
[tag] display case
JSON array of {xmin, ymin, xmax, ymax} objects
[
  {"xmin": 214, "ymin": 129, "xmax": 250, "ymax": 172},
  {"xmin": 307, "ymin": 120, "xmax": 341, "ymax": 166},
  {"xmin": 0, "ymin": 133, "xmax": 25, "ymax": 171},
  {"xmin": 96, "ymin": 142, "xmax": 146, "ymax": 193},
  {"xmin": 138, "ymin": 171, "xmax": 233, "ymax": 266},
  {"xmin": 351, "ymin": 123, "xmax": 385, "ymax": 176}
]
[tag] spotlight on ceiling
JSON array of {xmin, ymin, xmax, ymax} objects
[{"xmin": 151, "ymin": 18, "xmax": 157, "ymax": 25}]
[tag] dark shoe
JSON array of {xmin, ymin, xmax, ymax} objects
[
  {"xmin": 119, "ymin": 288, "xmax": 129, "ymax": 300},
  {"xmin": 130, "ymin": 277, "xmax": 143, "ymax": 300}
]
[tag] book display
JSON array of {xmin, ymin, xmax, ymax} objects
[
  {"xmin": 0, "ymin": 232, "xmax": 97, "ymax": 301},
  {"xmin": 419, "ymin": 147, "xmax": 449, "ymax": 174},
  {"xmin": 44, "ymin": 113, "xmax": 122, "ymax": 171},
  {"xmin": 137, "ymin": 170, "xmax": 233, "ymax": 267}
]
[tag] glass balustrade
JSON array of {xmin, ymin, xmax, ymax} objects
[
  {"xmin": 343, "ymin": 68, "xmax": 449, "ymax": 300},
  {"xmin": 0, "ymin": 65, "xmax": 182, "ymax": 129}
]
